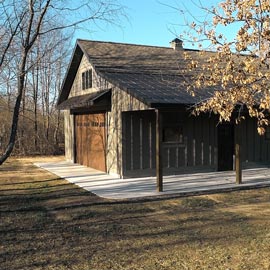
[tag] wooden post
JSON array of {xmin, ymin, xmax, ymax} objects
[
  {"xmin": 235, "ymin": 141, "xmax": 242, "ymax": 184},
  {"xmin": 156, "ymin": 109, "xmax": 163, "ymax": 192}
]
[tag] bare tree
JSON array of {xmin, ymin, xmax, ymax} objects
[{"xmin": 0, "ymin": 0, "xmax": 124, "ymax": 165}]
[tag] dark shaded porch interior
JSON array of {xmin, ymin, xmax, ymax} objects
[{"xmin": 122, "ymin": 110, "xmax": 270, "ymax": 178}]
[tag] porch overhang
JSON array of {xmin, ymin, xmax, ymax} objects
[{"xmin": 57, "ymin": 89, "xmax": 111, "ymax": 111}]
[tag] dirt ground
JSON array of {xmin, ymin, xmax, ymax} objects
[{"xmin": 1, "ymin": 157, "xmax": 270, "ymax": 270}]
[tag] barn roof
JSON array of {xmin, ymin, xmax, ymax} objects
[{"xmin": 57, "ymin": 39, "xmax": 217, "ymax": 109}]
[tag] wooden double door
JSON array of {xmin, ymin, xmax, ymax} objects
[{"xmin": 75, "ymin": 113, "xmax": 106, "ymax": 172}]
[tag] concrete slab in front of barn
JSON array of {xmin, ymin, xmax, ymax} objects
[{"xmin": 35, "ymin": 161, "xmax": 270, "ymax": 200}]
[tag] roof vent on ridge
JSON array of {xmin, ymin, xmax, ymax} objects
[{"xmin": 170, "ymin": 38, "xmax": 183, "ymax": 50}]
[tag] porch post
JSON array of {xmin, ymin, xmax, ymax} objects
[
  {"xmin": 235, "ymin": 144, "xmax": 242, "ymax": 184},
  {"xmin": 155, "ymin": 109, "xmax": 163, "ymax": 192},
  {"xmin": 235, "ymin": 126, "xmax": 242, "ymax": 184}
]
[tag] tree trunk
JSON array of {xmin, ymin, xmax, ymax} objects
[
  {"xmin": 0, "ymin": 52, "xmax": 27, "ymax": 165},
  {"xmin": 33, "ymin": 64, "xmax": 39, "ymax": 152},
  {"xmin": 0, "ymin": 84, "xmax": 24, "ymax": 164}
]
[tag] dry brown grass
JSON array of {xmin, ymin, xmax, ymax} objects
[{"xmin": 1, "ymin": 157, "xmax": 270, "ymax": 270}]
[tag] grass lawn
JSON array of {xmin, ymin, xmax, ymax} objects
[{"xmin": 1, "ymin": 157, "xmax": 270, "ymax": 270}]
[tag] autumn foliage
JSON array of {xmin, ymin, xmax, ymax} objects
[{"xmin": 184, "ymin": 0, "xmax": 270, "ymax": 134}]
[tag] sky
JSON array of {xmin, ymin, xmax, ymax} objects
[{"xmin": 74, "ymin": 0, "xmax": 223, "ymax": 49}]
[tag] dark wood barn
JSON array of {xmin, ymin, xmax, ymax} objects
[{"xmin": 57, "ymin": 39, "xmax": 270, "ymax": 188}]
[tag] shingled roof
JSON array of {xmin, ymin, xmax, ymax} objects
[
  {"xmin": 57, "ymin": 89, "xmax": 111, "ymax": 110},
  {"xmin": 57, "ymin": 39, "xmax": 216, "ymax": 108}
]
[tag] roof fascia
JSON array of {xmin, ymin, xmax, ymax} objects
[{"xmin": 57, "ymin": 40, "xmax": 84, "ymax": 106}]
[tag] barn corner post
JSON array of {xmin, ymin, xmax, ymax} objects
[
  {"xmin": 235, "ymin": 125, "xmax": 242, "ymax": 184},
  {"xmin": 155, "ymin": 109, "xmax": 163, "ymax": 192}
]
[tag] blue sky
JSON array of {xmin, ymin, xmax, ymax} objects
[{"xmin": 74, "ymin": 0, "xmax": 228, "ymax": 49}]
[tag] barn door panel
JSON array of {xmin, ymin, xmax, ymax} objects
[
  {"xmin": 87, "ymin": 113, "xmax": 106, "ymax": 172},
  {"xmin": 75, "ymin": 115, "xmax": 82, "ymax": 165},
  {"xmin": 82, "ymin": 114, "xmax": 88, "ymax": 166},
  {"xmin": 75, "ymin": 113, "xmax": 106, "ymax": 172}
]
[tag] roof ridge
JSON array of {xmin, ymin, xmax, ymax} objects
[
  {"xmin": 77, "ymin": 38, "xmax": 201, "ymax": 52},
  {"xmin": 77, "ymin": 38, "xmax": 170, "ymax": 50}
]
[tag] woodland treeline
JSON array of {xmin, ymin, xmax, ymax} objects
[
  {"xmin": 0, "ymin": 31, "xmax": 71, "ymax": 155},
  {"xmin": 0, "ymin": 0, "xmax": 123, "ymax": 161}
]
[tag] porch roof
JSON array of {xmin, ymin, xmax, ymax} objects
[{"xmin": 57, "ymin": 89, "xmax": 111, "ymax": 110}]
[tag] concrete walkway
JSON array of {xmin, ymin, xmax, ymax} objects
[{"xmin": 35, "ymin": 161, "xmax": 270, "ymax": 200}]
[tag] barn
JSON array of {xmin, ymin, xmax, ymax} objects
[{"xmin": 57, "ymin": 38, "xmax": 270, "ymax": 185}]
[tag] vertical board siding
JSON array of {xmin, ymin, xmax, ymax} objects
[
  {"xmin": 184, "ymin": 137, "xmax": 188, "ymax": 166},
  {"xmin": 142, "ymin": 118, "xmax": 150, "ymax": 169},
  {"xmin": 203, "ymin": 118, "xmax": 210, "ymax": 166},
  {"xmin": 123, "ymin": 110, "xmax": 156, "ymax": 174},
  {"xmin": 132, "ymin": 114, "xmax": 140, "ymax": 170},
  {"xmin": 267, "ymin": 137, "xmax": 270, "ymax": 161},
  {"xmin": 123, "ymin": 111, "xmax": 157, "ymax": 171},
  {"xmin": 123, "ymin": 110, "xmax": 218, "ymax": 176},
  {"xmin": 248, "ymin": 119, "xmax": 255, "ymax": 161},
  {"xmin": 236, "ymin": 117, "xmax": 270, "ymax": 164},
  {"xmin": 186, "ymin": 118, "xmax": 194, "ymax": 167},
  {"xmin": 140, "ymin": 118, "xmax": 143, "ymax": 169},
  {"xmin": 254, "ymin": 119, "xmax": 261, "ymax": 161},
  {"xmin": 267, "ymin": 139, "xmax": 270, "ymax": 161},
  {"xmin": 121, "ymin": 112, "xmax": 127, "ymax": 172},
  {"xmin": 261, "ymin": 134, "xmax": 267, "ymax": 162},
  {"xmin": 162, "ymin": 148, "xmax": 168, "ymax": 168},
  {"xmin": 195, "ymin": 118, "xmax": 202, "ymax": 166},
  {"xmin": 170, "ymin": 148, "xmax": 177, "ymax": 168},
  {"xmin": 69, "ymin": 55, "xmax": 110, "ymax": 98},
  {"xmin": 213, "ymin": 118, "xmax": 218, "ymax": 166},
  {"xmin": 124, "ymin": 113, "xmax": 131, "ymax": 171},
  {"xmin": 178, "ymin": 147, "xmax": 186, "ymax": 167},
  {"xmin": 151, "ymin": 118, "xmax": 156, "ymax": 169},
  {"xmin": 242, "ymin": 120, "xmax": 247, "ymax": 162},
  {"xmin": 130, "ymin": 115, "xmax": 134, "ymax": 169}
]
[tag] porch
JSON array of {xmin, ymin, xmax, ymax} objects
[{"xmin": 35, "ymin": 161, "xmax": 270, "ymax": 200}]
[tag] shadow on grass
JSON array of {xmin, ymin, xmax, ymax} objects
[
  {"xmin": 0, "ymin": 178, "xmax": 63, "ymax": 186},
  {"xmin": 1, "ymin": 159, "xmax": 270, "ymax": 270}
]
